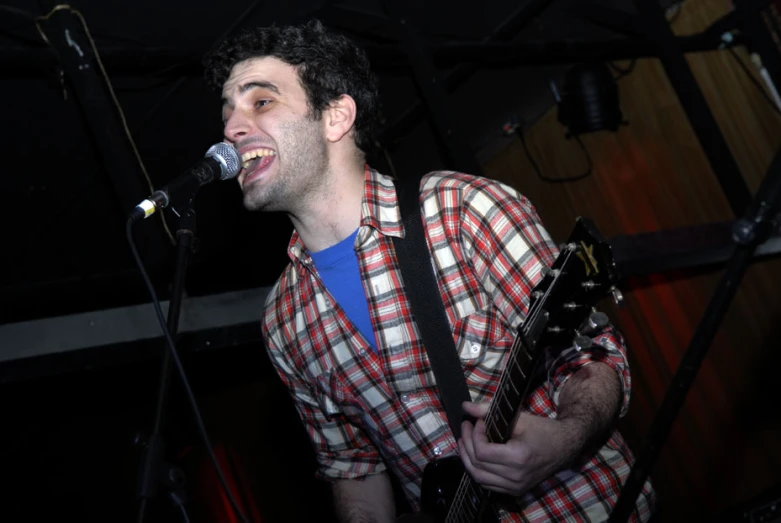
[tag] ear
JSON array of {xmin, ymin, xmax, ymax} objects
[{"xmin": 323, "ymin": 94, "xmax": 357, "ymax": 144}]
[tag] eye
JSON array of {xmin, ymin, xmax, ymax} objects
[{"xmin": 254, "ymin": 99, "xmax": 271, "ymax": 111}]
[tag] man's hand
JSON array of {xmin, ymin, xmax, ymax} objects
[
  {"xmin": 458, "ymin": 361, "xmax": 622, "ymax": 496},
  {"xmin": 458, "ymin": 402, "xmax": 584, "ymax": 496}
]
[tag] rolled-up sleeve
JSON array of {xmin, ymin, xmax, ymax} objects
[
  {"xmin": 262, "ymin": 299, "xmax": 386, "ymax": 481},
  {"xmin": 545, "ymin": 327, "xmax": 631, "ymax": 417}
]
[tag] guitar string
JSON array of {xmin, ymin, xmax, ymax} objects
[{"xmin": 444, "ymin": 248, "xmax": 575, "ymax": 522}]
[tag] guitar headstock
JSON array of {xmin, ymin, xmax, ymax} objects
[
  {"xmin": 563, "ymin": 217, "xmax": 620, "ymax": 301},
  {"xmin": 523, "ymin": 217, "xmax": 620, "ymax": 353}
]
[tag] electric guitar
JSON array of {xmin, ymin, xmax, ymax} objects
[{"xmin": 416, "ymin": 217, "xmax": 622, "ymax": 523}]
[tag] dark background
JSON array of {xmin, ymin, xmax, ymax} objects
[{"xmin": 4, "ymin": 0, "xmax": 773, "ymax": 522}]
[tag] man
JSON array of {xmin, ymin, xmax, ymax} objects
[{"xmin": 204, "ymin": 20, "xmax": 655, "ymax": 522}]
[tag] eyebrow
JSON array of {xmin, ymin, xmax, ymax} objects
[{"xmin": 222, "ymin": 81, "xmax": 280, "ymax": 108}]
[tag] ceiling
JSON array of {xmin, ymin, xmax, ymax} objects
[{"xmin": 0, "ymin": 0, "xmax": 677, "ymax": 329}]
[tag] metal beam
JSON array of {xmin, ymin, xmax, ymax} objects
[
  {"xmin": 571, "ymin": 2, "xmax": 648, "ymax": 38},
  {"xmin": 0, "ymin": 286, "xmax": 271, "ymax": 383},
  {"xmin": 609, "ymin": 218, "xmax": 781, "ymax": 278},
  {"xmin": 4, "ymin": 27, "xmax": 742, "ymax": 75},
  {"xmin": 2, "ymin": 32, "xmax": 741, "ymax": 74},
  {"xmin": 423, "ymin": 32, "xmax": 737, "ymax": 66}
]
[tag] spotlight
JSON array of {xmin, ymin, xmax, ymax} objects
[{"xmin": 552, "ymin": 62, "xmax": 624, "ymax": 136}]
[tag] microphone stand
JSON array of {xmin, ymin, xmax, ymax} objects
[
  {"xmin": 135, "ymin": 202, "xmax": 196, "ymax": 523},
  {"xmin": 608, "ymin": 145, "xmax": 781, "ymax": 522}
]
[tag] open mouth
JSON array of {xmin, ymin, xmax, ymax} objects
[{"xmin": 240, "ymin": 147, "xmax": 277, "ymax": 184}]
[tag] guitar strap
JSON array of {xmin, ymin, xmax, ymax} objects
[{"xmin": 391, "ymin": 174, "xmax": 472, "ymax": 441}]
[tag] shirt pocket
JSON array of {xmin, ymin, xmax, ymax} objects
[
  {"xmin": 452, "ymin": 308, "xmax": 491, "ymax": 361},
  {"xmin": 451, "ymin": 306, "xmax": 513, "ymax": 377}
]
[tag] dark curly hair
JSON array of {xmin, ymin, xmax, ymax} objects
[{"xmin": 203, "ymin": 20, "xmax": 380, "ymax": 156}]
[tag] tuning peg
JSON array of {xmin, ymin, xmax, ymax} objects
[
  {"xmin": 580, "ymin": 310, "xmax": 609, "ymax": 334},
  {"xmin": 589, "ymin": 311, "xmax": 609, "ymax": 329},
  {"xmin": 610, "ymin": 286, "xmax": 624, "ymax": 307},
  {"xmin": 573, "ymin": 335, "xmax": 593, "ymax": 351}
]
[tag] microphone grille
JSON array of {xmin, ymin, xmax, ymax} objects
[{"xmin": 206, "ymin": 142, "xmax": 241, "ymax": 180}]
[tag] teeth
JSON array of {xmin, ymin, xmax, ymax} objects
[{"xmin": 241, "ymin": 148, "xmax": 276, "ymax": 169}]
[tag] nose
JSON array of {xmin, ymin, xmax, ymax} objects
[{"xmin": 223, "ymin": 108, "xmax": 253, "ymax": 144}]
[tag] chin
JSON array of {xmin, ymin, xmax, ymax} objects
[{"xmin": 243, "ymin": 192, "xmax": 276, "ymax": 212}]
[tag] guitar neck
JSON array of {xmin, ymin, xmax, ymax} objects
[{"xmin": 484, "ymin": 328, "xmax": 538, "ymax": 444}]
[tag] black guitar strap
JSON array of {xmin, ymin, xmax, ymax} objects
[{"xmin": 391, "ymin": 174, "xmax": 472, "ymax": 441}]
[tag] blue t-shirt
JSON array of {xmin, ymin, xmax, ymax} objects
[{"xmin": 309, "ymin": 228, "xmax": 377, "ymax": 351}]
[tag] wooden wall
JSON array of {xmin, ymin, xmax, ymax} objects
[{"xmin": 481, "ymin": 1, "xmax": 781, "ymax": 520}]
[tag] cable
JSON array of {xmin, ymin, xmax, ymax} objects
[
  {"xmin": 126, "ymin": 218, "xmax": 250, "ymax": 523},
  {"xmin": 513, "ymin": 125, "xmax": 592, "ymax": 183},
  {"xmin": 35, "ymin": 4, "xmax": 176, "ymax": 245}
]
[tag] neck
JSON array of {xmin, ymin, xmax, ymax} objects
[{"xmin": 290, "ymin": 161, "xmax": 366, "ymax": 252}]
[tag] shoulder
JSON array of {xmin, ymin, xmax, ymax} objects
[{"xmin": 419, "ymin": 171, "xmax": 536, "ymax": 213}]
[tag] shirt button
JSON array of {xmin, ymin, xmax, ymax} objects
[
  {"xmin": 470, "ymin": 344, "xmax": 481, "ymax": 355},
  {"xmin": 433, "ymin": 445, "xmax": 442, "ymax": 456},
  {"xmin": 401, "ymin": 394, "xmax": 409, "ymax": 403}
]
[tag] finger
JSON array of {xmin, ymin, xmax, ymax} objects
[
  {"xmin": 469, "ymin": 421, "xmax": 525, "ymax": 480},
  {"xmin": 460, "ymin": 420, "xmax": 476, "ymax": 463},
  {"xmin": 459, "ymin": 438, "xmax": 520, "ymax": 495},
  {"xmin": 471, "ymin": 420, "xmax": 518, "ymax": 467},
  {"xmin": 462, "ymin": 401, "xmax": 490, "ymax": 419}
]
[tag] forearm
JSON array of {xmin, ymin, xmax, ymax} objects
[
  {"xmin": 556, "ymin": 362, "xmax": 623, "ymax": 456},
  {"xmin": 332, "ymin": 472, "xmax": 396, "ymax": 523}
]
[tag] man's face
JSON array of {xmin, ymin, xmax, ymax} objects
[{"xmin": 222, "ymin": 57, "xmax": 328, "ymax": 212}]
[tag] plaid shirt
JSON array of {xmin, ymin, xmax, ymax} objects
[{"xmin": 262, "ymin": 168, "xmax": 655, "ymax": 522}]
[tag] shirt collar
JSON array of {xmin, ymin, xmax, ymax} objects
[{"xmin": 287, "ymin": 165, "xmax": 403, "ymax": 264}]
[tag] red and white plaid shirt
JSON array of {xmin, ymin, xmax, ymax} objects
[{"xmin": 262, "ymin": 168, "xmax": 655, "ymax": 521}]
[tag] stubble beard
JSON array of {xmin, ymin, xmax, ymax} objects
[{"xmin": 243, "ymin": 115, "xmax": 328, "ymax": 213}]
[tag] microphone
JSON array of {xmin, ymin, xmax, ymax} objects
[{"xmin": 130, "ymin": 142, "xmax": 241, "ymax": 221}]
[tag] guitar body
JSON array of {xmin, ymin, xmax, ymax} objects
[{"xmin": 419, "ymin": 457, "xmax": 500, "ymax": 523}]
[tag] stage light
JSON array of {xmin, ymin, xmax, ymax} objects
[{"xmin": 552, "ymin": 62, "xmax": 624, "ymax": 136}]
